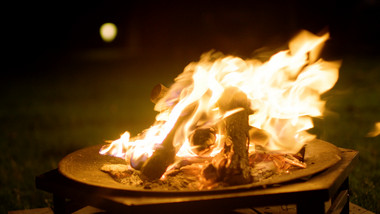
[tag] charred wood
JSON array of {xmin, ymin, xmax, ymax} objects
[
  {"xmin": 140, "ymin": 104, "xmax": 196, "ymax": 180},
  {"xmin": 295, "ymin": 146, "xmax": 306, "ymax": 162},
  {"xmin": 202, "ymin": 163, "xmax": 219, "ymax": 182},
  {"xmin": 189, "ymin": 127, "xmax": 216, "ymax": 154},
  {"xmin": 217, "ymin": 87, "xmax": 252, "ymax": 185},
  {"xmin": 150, "ymin": 83, "xmax": 169, "ymax": 104}
]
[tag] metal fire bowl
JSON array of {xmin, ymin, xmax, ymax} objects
[{"xmin": 58, "ymin": 139, "xmax": 341, "ymax": 195}]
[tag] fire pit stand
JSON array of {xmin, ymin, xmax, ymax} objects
[{"xmin": 36, "ymin": 148, "xmax": 357, "ymax": 214}]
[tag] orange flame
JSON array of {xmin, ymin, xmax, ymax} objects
[
  {"xmin": 367, "ymin": 122, "xmax": 380, "ymax": 137},
  {"xmin": 100, "ymin": 30, "xmax": 340, "ymax": 168}
]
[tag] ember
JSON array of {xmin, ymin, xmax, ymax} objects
[
  {"xmin": 99, "ymin": 30, "xmax": 340, "ymax": 189},
  {"xmin": 367, "ymin": 122, "xmax": 380, "ymax": 137}
]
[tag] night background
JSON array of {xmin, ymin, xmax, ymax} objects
[{"xmin": 2, "ymin": 0, "xmax": 380, "ymax": 213}]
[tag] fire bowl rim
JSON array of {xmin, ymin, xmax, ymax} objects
[{"xmin": 58, "ymin": 139, "xmax": 341, "ymax": 194}]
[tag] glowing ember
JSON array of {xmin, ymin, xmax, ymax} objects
[
  {"xmin": 100, "ymin": 30, "xmax": 340, "ymax": 182},
  {"xmin": 367, "ymin": 122, "xmax": 380, "ymax": 137}
]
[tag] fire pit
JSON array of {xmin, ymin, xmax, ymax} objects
[
  {"xmin": 36, "ymin": 30, "xmax": 359, "ymax": 213},
  {"xmin": 36, "ymin": 146, "xmax": 357, "ymax": 213},
  {"xmin": 92, "ymin": 31, "xmax": 342, "ymax": 190},
  {"xmin": 58, "ymin": 139, "xmax": 341, "ymax": 193}
]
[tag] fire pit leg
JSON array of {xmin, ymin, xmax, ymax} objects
[
  {"xmin": 327, "ymin": 178, "xmax": 350, "ymax": 214},
  {"xmin": 341, "ymin": 178, "xmax": 349, "ymax": 214},
  {"xmin": 53, "ymin": 193, "xmax": 88, "ymax": 214},
  {"xmin": 296, "ymin": 200, "xmax": 325, "ymax": 214},
  {"xmin": 53, "ymin": 194, "xmax": 65, "ymax": 214},
  {"xmin": 296, "ymin": 177, "xmax": 350, "ymax": 214}
]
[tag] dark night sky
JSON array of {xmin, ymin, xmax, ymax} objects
[{"xmin": 3, "ymin": 0, "xmax": 380, "ymax": 74}]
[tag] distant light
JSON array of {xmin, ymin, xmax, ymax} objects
[{"xmin": 100, "ymin": 23, "xmax": 117, "ymax": 43}]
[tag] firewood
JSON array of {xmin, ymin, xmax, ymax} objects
[
  {"xmin": 140, "ymin": 143, "xmax": 175, "ymax": 180},
  {"xmin": 141, "ymin": 104, "xmax": 196, "ymax": 180},
  {"xmin": 202, "ymin": 163, "xmax": 218, "ymax": 182},
  {"xmin": 217, "ymin": 87, "xmax": 252, "ymax": 185},
  {"xmin": 150, "ymin": 83, "xmax": 168, "ymax": 104},
  {"xmin": 294, "ymin": 146, "xmax": 306, "ymax": 162},
  {"xmin": 189, "ymin": 127, "xmax": 216, "ymax": 154}
]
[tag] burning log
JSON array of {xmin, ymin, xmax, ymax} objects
[
  {"xmin": 189, "ymin": 127, "xmax": 216, "ymax": 155},
  {"xmin": 140, "ymin": 105, "xmax": 196, "ymax": 180},
  {"xmin": 140, "ymin": 141, "xmax": 175, "ymax": 180},
  {"xmin": 295, "ymin": 146, "xmax": 306, "ymax": 162},
  {"xmin": 216, "ymin": 87, "xmax": 253, "ymax": 185},
  {"xmin": 150, "ymin": 83, "xmax": 169, "ymax": 104}
]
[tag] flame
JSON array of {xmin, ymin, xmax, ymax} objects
[
  {"xmin": 100, "ymin": 30, "xmax": 340, "ymax": 170},
  {"xmin": 367, "ymin": 122, "xmax": 380, "ymax": 137}
]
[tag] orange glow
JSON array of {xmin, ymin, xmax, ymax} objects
[
  {"xmin": 367, "ymin": 122, "xmax": 380, "ymax": 137},
  {"xmin": 100, "ymin": 30, "xmax": 340, "ymax": 173}
]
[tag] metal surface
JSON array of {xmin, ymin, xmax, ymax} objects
[{"xmin": 58, "ymin": 139, "xmax": 341, "ymax": 194}]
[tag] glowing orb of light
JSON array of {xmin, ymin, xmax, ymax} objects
[{"xmin": 100, "ymin": 23, "xmax": 117, "ymax": 42}]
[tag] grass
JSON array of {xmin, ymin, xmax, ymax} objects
[
  {"xmin": 1, "ymin": 50, "xmax": 379, "ymax": 213},
  {"xmin": 311, "ymin": 55, "xmax": 380, "ymax": 212}
]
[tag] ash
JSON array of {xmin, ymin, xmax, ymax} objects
[
  {"xmin": 101, "ymin": 164, "xmax": 204, "ymax": 190},
  {"xmin": 100, "ymin": 161, "xmax": 284, "ymax": 191}
]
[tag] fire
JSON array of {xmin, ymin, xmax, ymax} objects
[
  {"xmin": 100, "ymin": 30, "xmax": 340, "ymax": 177},
  {"xmin": 367, "ymin": 122, "xmax": 380, "ymax": 137}
]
